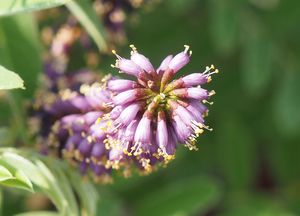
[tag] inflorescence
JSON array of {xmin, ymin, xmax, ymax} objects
[{"xmin": 31, "ymin": 45, "xmax": 218, "ymax": 183}]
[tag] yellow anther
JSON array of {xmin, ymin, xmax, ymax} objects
[
  {"xmin": 129, "ymin": 44, "xmax": 137, "ymax": 52},
  {"xmin": 184, "ymin": 45, "xmax": 190, "ymax": 53},
  {"xmin": 96, "ymin": 117, "xmax": 102, "ymax": 124},
  {"xmin": 209, "ymin": 90, "xmax": 216, "ymax": 96}
]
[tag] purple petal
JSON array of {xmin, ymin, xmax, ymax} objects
[
  {"xmin": 113, "ymin": 89, "xmax": 147, "ymax": 105},
  {"xmin": 187, "ymin": 88, "xmax": 209, "ymax": 100},
  {"xmin": 108, "ymin": 79, "xmax": 137, "ymax": 92},
  {"xmin": 117, "ymin": 59, "xmax": 142, "ymax": 76},
  {"xmin": 172, "ymin": 115, "xmax": 191, "ymax": 143},
  {"xmin": 182, "ymin": 73, "xmax": 209, "ymax": 87},
  {"xmin": 186, "ymin": 102, "xmax": 205, "ymax": 123},
  {"xmin": 168, "ymin": 47, "xmax": 190, "ymax": 73},
  {"xmin": 115, "ymin": 103, "xmax": 141, "ymax": 126},
  {"xmin": 91, "ymin": 142, "xmax": 105, "ymax": 159},
  {"xmin": 131, "ymin": 52, "xmax": 155, "ymax": 73},
  {"xmin": 134, "ymin": 115, "xmax": 152, "ymax": 145},
  {"xmin": 157, "ymin": 55, "xmax": 173, "ymax": 73},
  {"xmin": 174, "ymin": 105, "xmax": 195, "ymax": 126},
  {"xmin": 156, "ymin": 111, "xmax": 168, "ymax": 151},
  {"xmin": 77, "ymin": 139, "xmax": 93, "ymax": 158},
  {"xmin": 83, "ymin": 111, "xmax": 103, "ymax": 125}
]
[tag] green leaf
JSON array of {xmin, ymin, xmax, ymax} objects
[
  {"xmin": 0, "ymin": 152, "xmax": 48, "ymax": 188},
  {"xmin": 0, "ymin": 164, "xmax": 13, "ymax": 181},
  {"xmin": 0, "ymin": 154, "xmax": 34, "ymax": 192},
  {"xmin": 0, "ymin": 170, "xmax": 33, "ymax": 192},
  {"xmin": 68, "ymin": 169, "xmax": 99, "ymax": 216},
  {"xmin": 14, "ymin": 211, "xmax": 60, "ymax": 216},
  {"xmin": 66, "ymin": 0, "xmax": 108, "ymax": 53},
  {"xmin": 274, "ymin": 67, "xmax": 300, "ymax": 135},
  {"xmin": 215, "ymin": 114, "xmax": 256, "ymax": 190},
  {"xmin": 42, "ymin": 160, "xmax": 79, "ymax": 216},
  {"xmin": 221, "ymin": 193, "xmax": 295, "ymax": 216},
  {"xmin": 209, "ymin": 0, "xmax": 240, "ymax": 55},
  {"xmin": 0, "ymin": 13, "xmax": 41, "ymax": 142},
  {"xmin": 0, "ymin": 13, "xmax": 42, "ymax": 97},
  {"xmin": 135, "ymin": 176, "xmax": 221, "ymax": 216},
  {"xmin": 0, "ymin": 149, "xmax": 80, "ymax": 216},
  {"xmin": 96, "ymin": 190, "xmax": 124, "ymax": 216},
  {"xmin": 0, "ymin": 188, "xmax": 2, "ymax": 216},
  {"xmin": 0, "ymin": 65, "xmax": 24, "ymax": 90},
  {"xmin": 241, "ymin": 13, "xmax": 273, "ymax": 95},
  {"xmin": 0, "ymin": 0, "xmax": 68, "ymax": 16}
]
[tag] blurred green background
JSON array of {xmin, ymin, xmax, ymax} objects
[{"xmin": 1, "ymin": 0, "xmax": 300, "ymax": 215}]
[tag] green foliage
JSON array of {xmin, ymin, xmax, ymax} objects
[
  {"xmin": 209, "ymin": 0, "xmax": 239, "ymax": 55},
  {"xmin": 221, "ymin": 193, "xmax": 295, "ymax": 216},
  {"xmin": 135, "ymin": 176, "xmax": 221, "ymax": 216},
  {"xmin": 274, "ymin": 66, "xmax": 300, "ymax": 135},
  {"xmin": 215, "ymin": 115, "xmax": 257, "ymax": 189},
  {"xmin": 0, "ymin": 13, "xmax": 41, "ymax": 97},
  {"xmin": 15, "ymin": 211, "xmax": 60, "ymax": 216},
  {"xmin": 0, "ymin": 0, "xmax": 67, "ymax": 16},
  {"xmin": 0, "ymin": 149, "xmax": 99, "ymax": 216},
  {"xmin": 241, "ymin": 12, "xmax": 274, "ymax": 95},
  {"xmin": 0, "ymin": 13, "xmax": 41, "ymax": 142},
  {"xmin": 66, "ymin": 0, "xmax": 108, "ymax": 53},
  {"xmin": 67, "ymin": 167, "xmax": 99, "ymax": 216},
  {"xmin": 0, "ymin": 65, "xmax": 24, "ymax": 90}
]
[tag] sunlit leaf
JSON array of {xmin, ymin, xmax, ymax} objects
[
  {"xmin": 15, "ymin": 211, "xmax": 60, "ymax": 216},
  {"xmin": 0, "ymin": 149, "xmax": 80, "ymax": 216},
  {"xmin": 0, "ymin": 170, "xmax": 33, "ymax": 192},
  {"xmin": 0, "ymin": 13, "xmax": 41, "ymax": 142},
  {"xmin": 0, "ymin": 0, "xmax": 68, "ymax": 16},
  {"xmin": 0, "ymin": 164, "xmax": 13, "ymax": 181},
  {"xmin": 0, "ymin": 154, "xmax": 34, "ymax": 192},
  {"xmin": 34, "ymin": 159, "xmax": 79, "ymax": 216},
  {"xmin": 0, "ymin": 13, "xmax": 41, "ymax": 97},
  {"xmin": 0, "ymin": 65, "xmax": 24, "ymax": 90},
  {"xmin": 135, "ymin": 176, "xmax": 221, "ymax": 216},
  {"xmin": 66, "ymin": 0, "xmax": 108, "ymax": 53},
  {"xmin": 0, "ymin": 188, "xmax": 2, "ymax": 216},
  {"xmin": 0, "ymin": 152, "xmax": 47, "ymax": 188},
  {"xmin": 43, "ymin": 160, "xmax": 79, "ymax": 216},
  {"xmin": 68, "ymin": 169, "xmax": 99, "ymax": 216}
]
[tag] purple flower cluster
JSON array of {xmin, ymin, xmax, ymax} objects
[
  {"xmin": 31, "ymin": 45, "xmax": 218, "ymax": 182},
  {"xmin": 105, "ymin": 45, "xmax": 218, "ymax": 172}
]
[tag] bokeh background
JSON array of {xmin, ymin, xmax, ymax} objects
[{"xmin": 1, "ymin": 0, "xmax": 300, "ymax": 215}]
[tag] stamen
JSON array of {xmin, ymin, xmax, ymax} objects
[
  {"xmin": 203, "ymin": 65, "xmax": 216, "ymax": 75},
  {"xmin": 206, "ymin": 69, "xmax": 219, "ymax": 77},
  {"xmin": 203, "ymin": 100, "xmax": 214, "ymax": 105},
  {"xmin": 111, "ymin": 50, "xmax": 122, "ymax": 60},
  {"xmin": 184, "ymin": 45, "xmax": 190, "ymax": 54},
  {"xmin": 209, "ymin": 90, "xmax": 216, "ymax": 96},
  {"xmin": 129, "ymin": 44, "xmax": 137, "ymax": 53}
]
